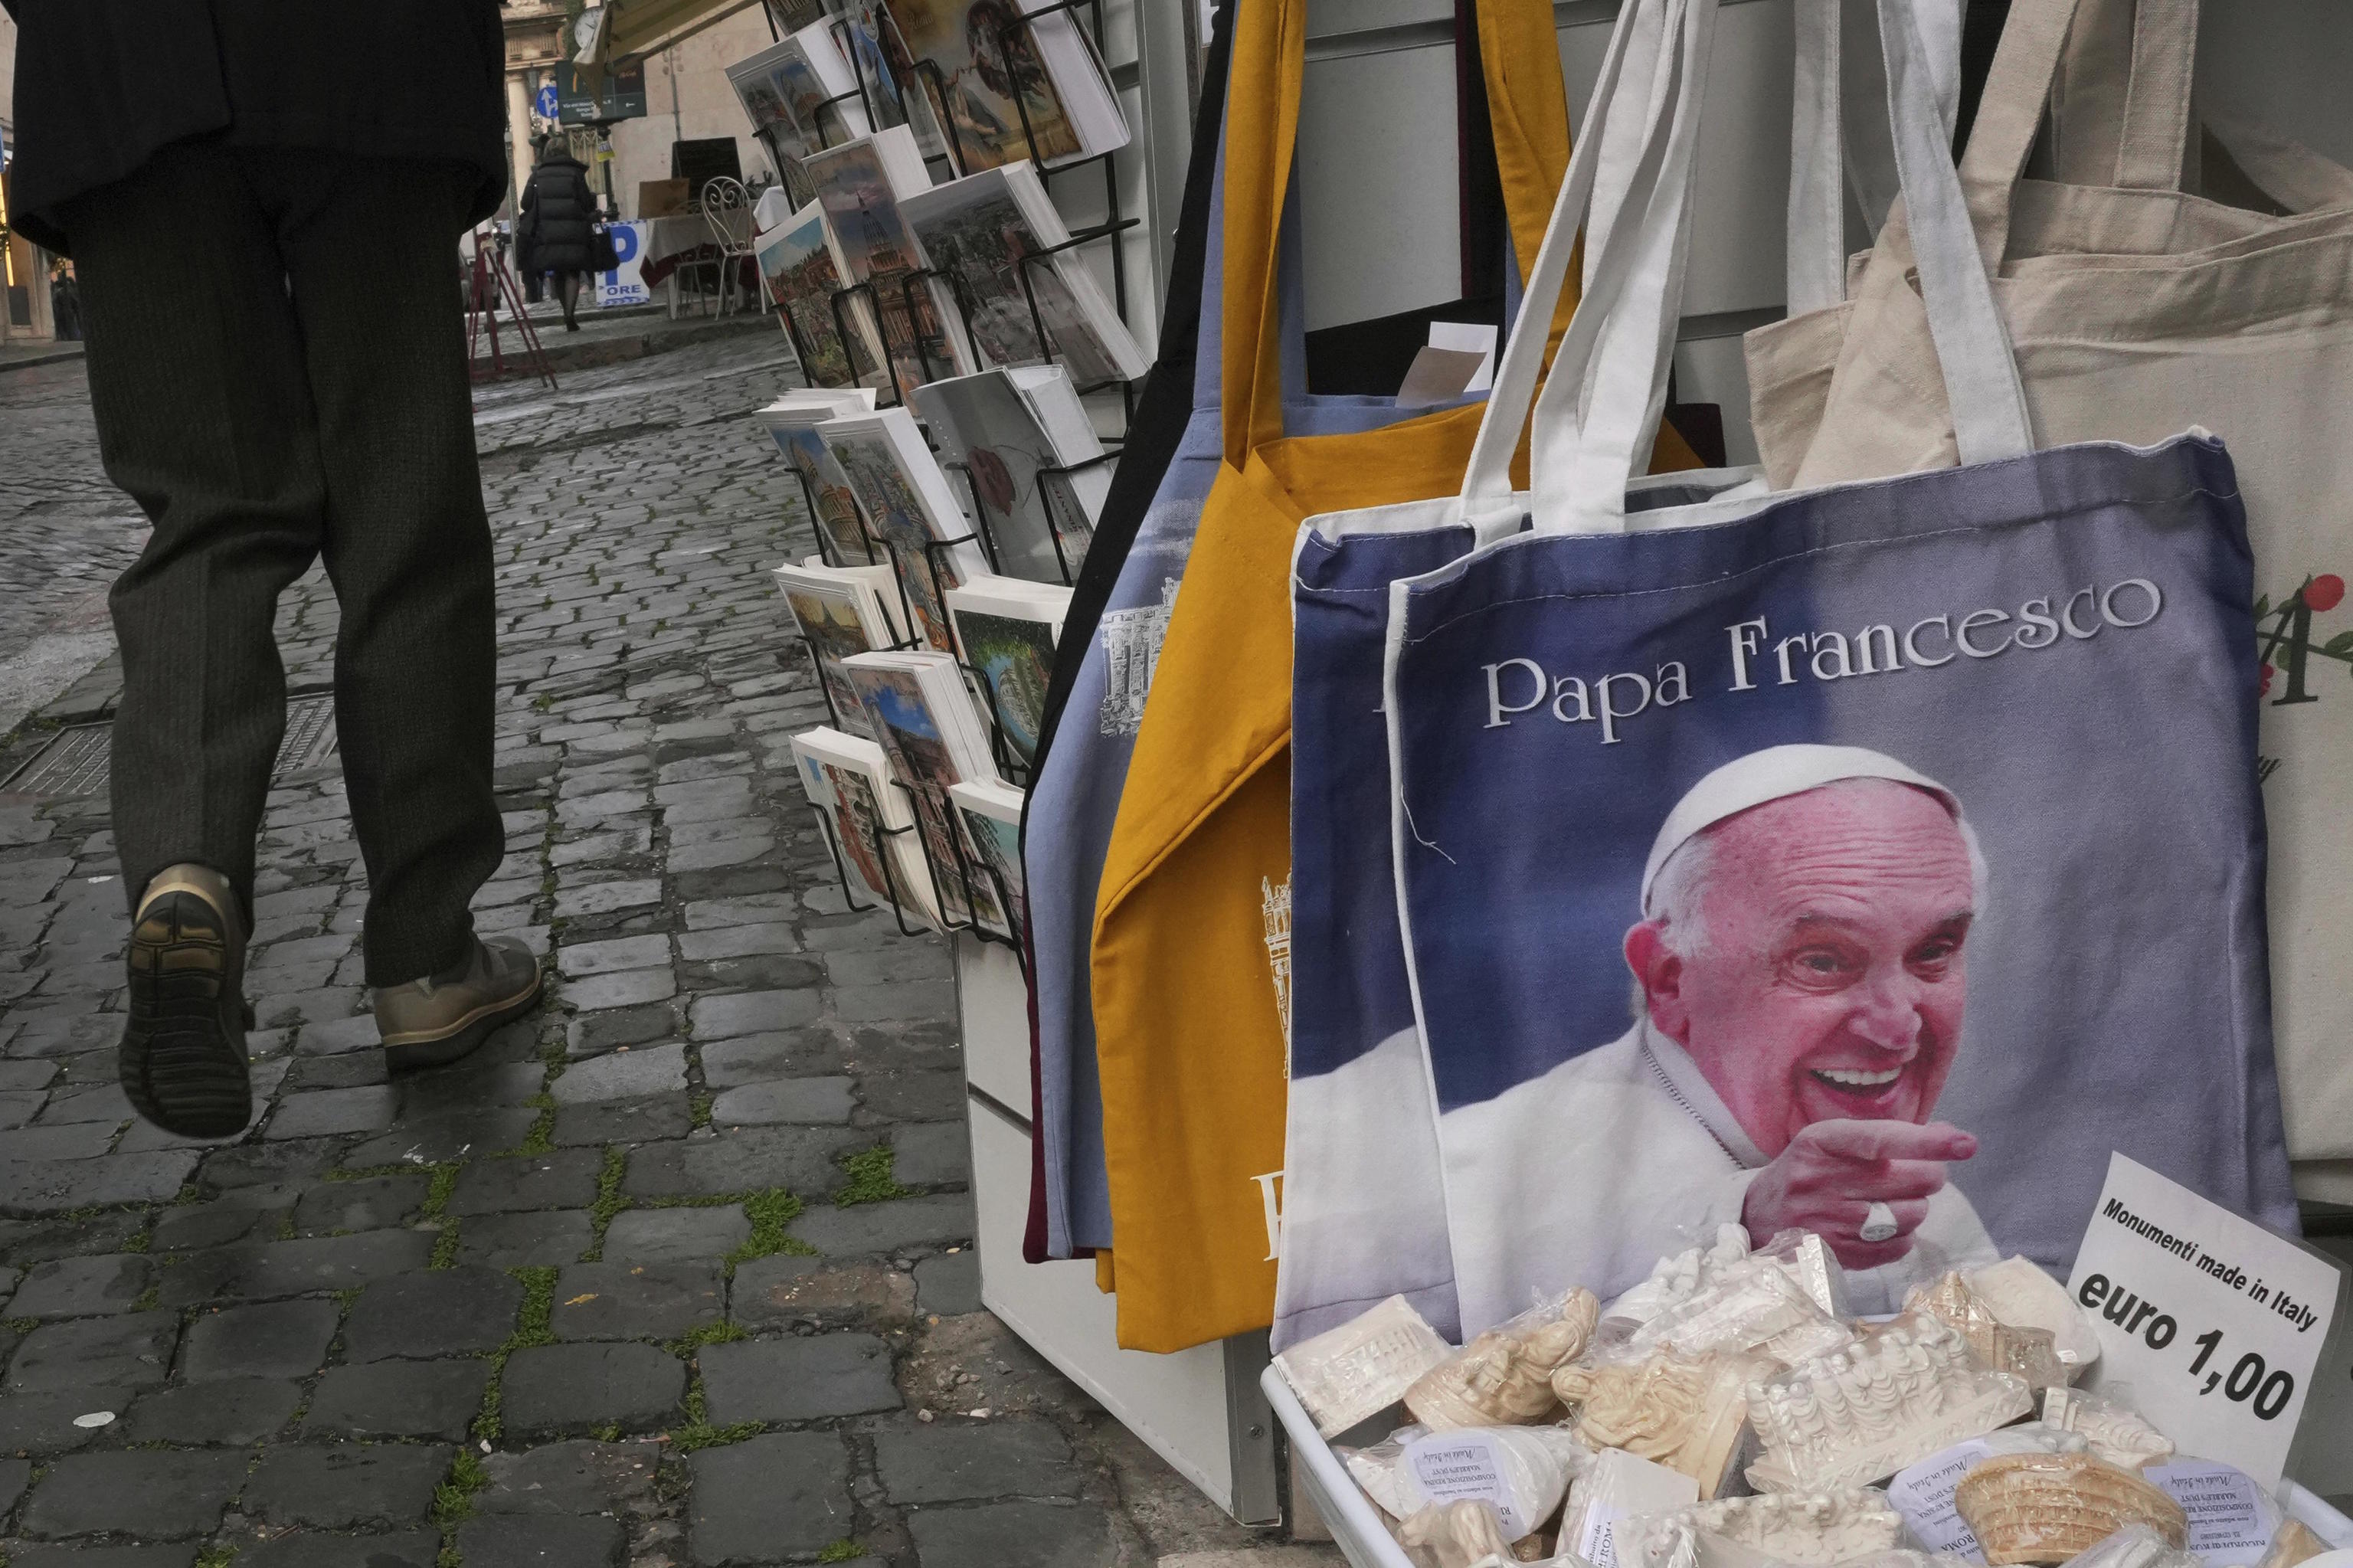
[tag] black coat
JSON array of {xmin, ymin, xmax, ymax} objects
[
  {"xmin": 0, "ymin": 0, "xmax": 506, "ymax": 256},
  {"xmin": 518, "ymin": 149, "xmax": 600, "ymax": 276}
]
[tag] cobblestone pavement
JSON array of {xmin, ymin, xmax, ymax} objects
[
  {"xmin": 0, "ymin": 362, "xmax": 145, "ymax": 668},
  {"xmin": 0, "ymin": 332, "xmax": 1315, "ymax": 1566}
]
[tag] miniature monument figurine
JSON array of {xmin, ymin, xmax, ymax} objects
[
  {"xmin": 1408, "ymin": 1289, "xmax": 1602, "ymax": 1430},
  {"xmin": 1952, "ymin": 1452, "xmax": 2188, "ymax": 1565},
  {"xmin": 1275, "ymin": 1293, "xmax": 1453, "ymax": 1437},
  {"xmin": 2038, "ymin": 1387, "xmax": 2175, "ymax": 1470},
  {"xmin": 1628, "ymin": 1488, "xmax": 1906, "ymax": 1568},
  {"xmin": 1553, "ymin": 1349, "xmax": 1771, "ymax": 1499},
  {"xmin": 1744, "ymin": 1317, "xmax": 2034, "ymax": 1491}
]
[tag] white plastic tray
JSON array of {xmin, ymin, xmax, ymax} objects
[{"xmin": 1261, "ymin": 1364, "xmax": 2353, "ymax": 1568}]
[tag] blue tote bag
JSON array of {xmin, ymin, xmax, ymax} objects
[
  {"xmin": 1379, "ymin": 0, "xmax": 2295, "ymax": 1336},
  {"xmin": 1275, "ymin": 0, "xmax": 1778, "ymax": 1350}
]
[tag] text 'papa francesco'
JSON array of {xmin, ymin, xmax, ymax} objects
[{"xmin": 1481, "ymin": 578, "xmax": 2167, "ymax": 743}]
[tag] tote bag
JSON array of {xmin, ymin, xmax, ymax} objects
[
  {"xmin": 1384, "ymin": 0, "xmax": 2293, "ymax": 1337},
  {"xmin": 1751, "ymin": 0, "xmax": 2345, "ymax": 494},
  {"xmin": 1085, "ymin": 0, "xmax": 1703, "ymax": 1354},
  {"xmin": 1273, "ymin": 0, "xmax": 1765, "ymax": 1353},
  {"xmin": 1023, "ymin": 7, "xmax": 1506, "ymax": 1267},
  {"xmin": 1017, "ymin": 0, "xmax": 1236, "ymax": 1269},
  {"xmin": 1752, "ymin": 0, "xmax": 2353, "ymax": 1177}
]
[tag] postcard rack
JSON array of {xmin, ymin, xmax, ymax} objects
[
  {"xmin": 939, "ymin": 445, "xmax": 1120, "ymax": 588},
  {"xmin": 785, "ymin": 441, "xmax": 1066, "ymax": 787},
  {"xmin": 804, "ymin": 754, "xmax": 1026, "ymax": 971},
  {"xmin": 760, "ymin": 0, "xmax": 1144, "ymax": 428}
]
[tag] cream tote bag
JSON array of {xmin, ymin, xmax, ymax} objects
[{"xmin": 1751, "ymin": 0, "xmax": 2353, "ymax": 1179}]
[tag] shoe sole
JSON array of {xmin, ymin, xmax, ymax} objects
[
  {"xmin": 119, "ymin": 891, "xmax": 253, "ymax": 1139},
  {"xmin": 382, "ymin": 968, "xmax": 545, "ymax": 1074}
]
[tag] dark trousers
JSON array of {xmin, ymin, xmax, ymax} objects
[{"xmin": 67, "ymin": 146, "xmax": 504, "ymax": 988}]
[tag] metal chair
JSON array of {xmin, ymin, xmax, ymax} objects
[{"xmin": 699, "ymin": 177, "xmax": 758, "ymax": 317}]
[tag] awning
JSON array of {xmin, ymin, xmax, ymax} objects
[{"xmin": 574, "ymin": 0, "xmax": 764, "ymax": 67}]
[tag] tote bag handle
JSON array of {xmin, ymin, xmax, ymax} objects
[
  {"xmin": 1466, "ymin": 0, "xmax": 2031, "ymax": 535},
  {"xmin": 1454, "ymin": 0, "xmax": 1689, "ymax": 540},
  {"xmin": 1787, "ymin": 0, "xmax": 1964, "ymax": 316},
  {"xmin": 1220, "ymin": 0, "xmax": 1580, "ymax": 469}
]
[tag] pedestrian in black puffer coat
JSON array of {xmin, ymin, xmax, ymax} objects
[{"xmin": 518, "ymin": 140, "xmax": 601, "ymax": 331}]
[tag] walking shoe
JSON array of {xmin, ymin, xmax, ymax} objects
[
  {"xmin": 119, "ymin": 863, "xmax": 254, "ymax": 1138},
  {"xmin": 374, "ymin": 935, "xmax": 543, "ymax": 1072}
]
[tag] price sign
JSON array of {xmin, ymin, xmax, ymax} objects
[{"xmin": 2067, "ymin": 1154, "xmax": 2348, "ymax": 1485}]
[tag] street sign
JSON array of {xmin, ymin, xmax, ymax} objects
[
  {"xmin": 595, "ymin": 221, "xmax": 650, "ymax": 309},
  {"xmin": 535, "ymin": 82, "xmax": 560, "ymax": 120},
  {"xmin": 558, "ymin": 59, "xmax": 649, "ymax": 126}
]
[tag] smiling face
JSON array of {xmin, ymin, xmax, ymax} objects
[{"xmin": 1628, "ymin": 779, "xmax": 1976, "ymax": 1158}]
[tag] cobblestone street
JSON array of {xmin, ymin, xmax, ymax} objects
[{"xmin": 0, "ymin": 333, "xmax": 1318, "ymax": 1567}]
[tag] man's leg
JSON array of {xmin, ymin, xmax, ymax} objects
[
  {"xmin": 68, "ymin": 146, "xmax": 329, "ymax": 1134},
  {"xmin": 257, "ymin": 150, "xmax": 511, "ymax": 993}
]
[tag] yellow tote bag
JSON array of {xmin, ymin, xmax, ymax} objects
[{"xmin": 1088, "ymin": 0, "xmax": 1698, "ymax": 1354}]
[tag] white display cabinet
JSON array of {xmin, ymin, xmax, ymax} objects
[{"xmin": 955, "ymin": 934, "xmax": 1282, "ymax": 1525}]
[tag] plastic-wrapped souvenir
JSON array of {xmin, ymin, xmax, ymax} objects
[
  {"xmin": 1744, "ymin": 1316, "xmax": 2034, "ymax": 1491},
  {"xmin": 1953, "ymin": 1455, "xmax": 2188, "ymax": 1566},
  {"xmin": 1560, "ymin": 1448, "xmax": 1701, "ymax": 1568},
  {"xmin": 1885, "ymin": 1426, "xmax": 2092, "ymax": 1555},
  {"xmin": 1601, "ymin": 1228, "xmax": 1846, "ymax": 1352},
  {"xmin": 2038, "ymin": 1388, "xmax": 2175, "ymax": 1470},
  {"xmin": 2053, "ymin": 1526, "xmax": 2203, "ymax": 1568},
  {"xmin": 1625, "ymin": 1489, "xmax": 1903, "ymax": 1568},
  {"xmin": 1278, "ymin": 1294, "xmax": 1456, "ymax": 1437},
  {"xmin": 1407, "ymin": 1290, "xmax": 1602, "ymax": 1430},
  {"xmin": 1399, "ymin": 1424, "xmax": 1596, "ymax": 1540},
  {"xmin": 1614, "ymin": 1256, "xmax": 1854, "ymax": 1370},
  {"xmin": 1342, "ymin": 1424, "xmax": 1432, "ymax": 1519},
  {"xmin": 1553, "ymin": 1349, "xmax": 1770, "ymax": 1499},
  {"xmin": 2253, "ymin": 1520, "xmax": 2330, "ymax": 1568},
  {"xmin": 1400, "ymin": 1498, "xmax": 1523, "ymax": 1568},
  {"xmin": 1965, "ymin": 1258, "xmax": 2101, "ymax": 1378},
  {"xmin": 1902, "ymin": 1272, "xmax": 2067, "ymax": 1391}
]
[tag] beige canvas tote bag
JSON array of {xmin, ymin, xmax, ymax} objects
[
  {"xmin": 1752, "ymin": 0, "xmax": 2353, "ymax": 1182},
  {"xmin": 1752, "ymin": 0, "xmax": 2345, "ymax": 489}
]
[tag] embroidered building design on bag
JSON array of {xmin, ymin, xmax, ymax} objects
[
  {"xmin": 1263, "ymin": 875, "xmax": 1294, "ymax": 1058},
  {"xmin": 1097, "ymin": 578, "xmax": 1180, "ymax": 735}
]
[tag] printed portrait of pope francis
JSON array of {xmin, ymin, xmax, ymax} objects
[{"xmin": 1439, "ymin": 744, "xmax": 2003, "ymax": 1324}]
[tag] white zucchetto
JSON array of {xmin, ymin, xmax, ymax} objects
[{"xmin": 1639, "ymin": 744, "xmax": 1960, "ymax": 917}]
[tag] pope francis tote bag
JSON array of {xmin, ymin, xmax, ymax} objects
[
  {"xmin": 1752, "ymin": 0, "xmax": 2353, "ymax": 1176},
  {"xmin": 1383, "ymin": 0, "xmax": 2295, "ymax": 1337},
  {"xmin": 1274, "ymin": 0, "xmax": 1760, "ymax": 1354}
]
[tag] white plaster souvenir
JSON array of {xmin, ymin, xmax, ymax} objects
[
  {"xmin": 1279, "ymin": 1293, "xmax": 1456, "ymax": 1437},
  {"xmin": 2058, "ymin": 1526, "xmax": 2205, "ymax": 1568},
  {"xmin": 1967, "ymin": 1257, "xmax": 2102, "ymax": 1376},
  {"xmin": 1743, "ymin": 1316, "xmax": 2034, "ymax": 1491},
  {"xmin": 1562, "ymin": 1448, "xmax": 1703, "ymax": 1568},
  {"xmin": 1885, "ymin": 1426, "xmax": 2093, "ymax": 1557},
  {"xmin": 1628, "ymin": 1489, "xmax": 1903, "ymax": 1568},
  {"xmin": 1408, "ymin": 1290, "xmax": 1602, "ymax": 1430},
  {"xmin": 1402, "ymin": 1425, "xmax": 1596, "ymax": 1540},
  {"xmin": 2038, "ymin": 1387, "xmax": 2176, "ymax": 1471},
  {"xmin": 1952, "ymin": 1454, "xmax": 2189, "ymax": 1566},
  {"xmin": 1903, "ymin": 1272, "xmax": 2067, "ymax": 1391},
  {"xmin": 2254, "ymin": 1520, "xmax": 2330, "ymax": 1568},
  {"xmin": 1606, "ymin": 1226, "xmax": 1757, "ymax": 1327},
  {"xmin": 1619, "ymin": 1259, "xmax": 1855, "ymax": 1370},
  {"xmin": 1342, "ymin": 1424, "xmax": 1432, "ymax": 1519},
  {"xmin": 1553, "ymin": 1350, "xmax": 1769, "ymax": 1500},
  {"xmin": 1401, "ymin": 1498, "xmax": 1523, "ymax": 1568}
]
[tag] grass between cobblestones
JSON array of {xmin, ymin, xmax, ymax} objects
[{"xmin": 835, "ymin": 1144, "xmax": 911, "ymax": 1206}]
